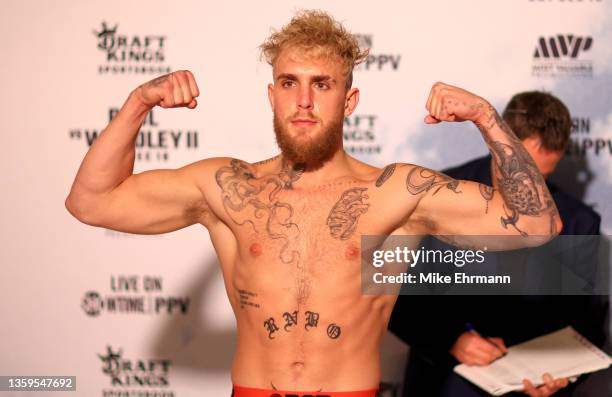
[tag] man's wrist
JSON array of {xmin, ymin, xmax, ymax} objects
[
  {"xmin": 117, "ymin": 89, "xmax": 153, "ymax": 123},
  {"xmin": 473, "ymin": 101, "xmax": 495, "ymax": 128}
]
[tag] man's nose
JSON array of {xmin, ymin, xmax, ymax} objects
[{"xmin": 297, "ymin": 86, "xmax": 313, "ymax": 109}]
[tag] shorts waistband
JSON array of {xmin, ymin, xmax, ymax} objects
[{"xmin": 231, "ymin": 385, "xmax": 378, "ymax": 397}]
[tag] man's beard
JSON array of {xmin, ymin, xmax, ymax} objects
[{"xmin": 273, "ymin": 112, "xmax": 344, "ymax": 170}]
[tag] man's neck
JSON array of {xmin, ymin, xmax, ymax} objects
[{"xmin": 280, "ymin": 148, "xmax": 352, "ymax": 187}]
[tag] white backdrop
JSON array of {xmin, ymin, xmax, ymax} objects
[{"xmin": 1, "ymin": 0, "xmax": 611, "ymax": 396}]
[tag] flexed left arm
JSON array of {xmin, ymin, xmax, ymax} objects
[{"xmin": 408, "ymin": 82, "xmax": 562, "ymax": 246}]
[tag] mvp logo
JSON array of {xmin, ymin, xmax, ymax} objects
[{"xmin": 534, "ymin": 35, "xmax": 592, "ymax": 59}]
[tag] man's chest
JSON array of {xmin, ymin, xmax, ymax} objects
[
  {"xmin": 209, "ymin": 161, "xmax": 423, "ymax": 269},
  {"xmin": 224, "ymin": 180, "xmax": 392, "ymax": 240}
]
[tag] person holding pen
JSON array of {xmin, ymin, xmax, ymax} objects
[{"xmin": 457, "ymin": 322, "xmax": 508, "ymax": 366}]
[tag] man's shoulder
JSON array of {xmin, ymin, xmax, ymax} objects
[{"xmin": 179, "ymin": 157, "xmax": 252, "ymax": 189}]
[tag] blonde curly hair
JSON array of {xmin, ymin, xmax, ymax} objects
[{"xmin": 260, "ymin": 10, "xmax": 369, "ymax": 89}]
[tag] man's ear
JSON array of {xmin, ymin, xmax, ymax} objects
[
  {"xmin": 267, "ymin": 83, "xmax": 275, "ymax": 111},
  {"xmin": 344, "ymin": 87, "xmax": 359, "ymax": 116}
]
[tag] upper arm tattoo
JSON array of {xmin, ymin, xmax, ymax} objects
[{"xmin": 406, "ymin": 166, "xmax": 461, "ymax": 195}]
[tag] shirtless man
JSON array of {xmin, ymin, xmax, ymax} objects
[{"xmin": 65, "ymin": 10, "xmax": 561, "ymax": 397}]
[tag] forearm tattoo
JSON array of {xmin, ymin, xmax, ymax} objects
[
  {"xmin": 215, "ymin": 159, "xmax": 303, "ymax": 265},
  {"xmin": 375, "ymin": 163, "xmax": 396, "ymax": 187},
  {"xmin": 476, "ymin": 106, "xmax": 555, "ymax": 236},
  {"xmin": 327, "ymin": 188, "xmax": 370, "ymax": 240},
  {"xmin": 406, "ymin": 166, "xmax": 461, "ymax": 195}
]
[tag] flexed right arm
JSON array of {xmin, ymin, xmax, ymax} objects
[{"xmin": 65, "ymin": 70, "xmax": 214, "ymax": 234}]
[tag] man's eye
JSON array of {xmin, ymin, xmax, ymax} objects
[
  {"xmin": 281, "ymin": 80, "xmax": 295, "ymax": 88},
  {"xmin": 315, "ymin": 82, "xmax": 329, "ymax": 90}
]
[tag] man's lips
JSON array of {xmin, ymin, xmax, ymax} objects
[{"xmin": 290, "ymin": 118, "xmax": 318, "ymax": 126}]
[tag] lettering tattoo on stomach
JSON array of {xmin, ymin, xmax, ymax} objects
[{"xmin": 263, "ymin": 309, "xmax": 342, "ymax": 340}]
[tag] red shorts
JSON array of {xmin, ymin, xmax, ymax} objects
[{"xmin": 231, "ymin": 385, "xmax": 378, "ymax": 397}]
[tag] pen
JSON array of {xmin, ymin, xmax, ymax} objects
[{"xmin": 465, "ymin": 322, "xmax": 507, "ymax": 357}]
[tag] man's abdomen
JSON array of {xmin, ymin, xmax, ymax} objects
[{"xmin": 229, "ymin": 261, "xmax": 393, "ymax": 391}]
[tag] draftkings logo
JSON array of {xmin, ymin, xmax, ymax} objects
[
  {"xmin": 566, "ymin": 116, "xmax": 612, "ymax": 157},
  {"xmin": 81, "ymin": 275, "xmax": 190, "ymax": 317},
  {"xmin": 532, "ymin": 34, "xmax": 593, "ymax": 78},
  {"xmin": 354, "ymin": 34, "xmax": 401, "ymax": 71},
  {"xmin": 343, "ymin": 114, "xmax": 382, "ymax": 157},
  {"xmin": 94, "ymin": 21, "xmax": 171, "ymax": 75},
  {"xmin": 98, "ymin": 346, "xmax": 175, "ymax": 396},
  {"xmin": 68, "ymin": 107, "xmax": 199, "ymax": 162}
]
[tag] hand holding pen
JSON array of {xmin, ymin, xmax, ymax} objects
[{"xmin": 449, "ymin": 322, "xmax": 508, "ymax": 366}]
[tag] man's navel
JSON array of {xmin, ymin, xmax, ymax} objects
[{"xmin": 290, "ymin": 361, "xmax": 305, "ymax": 380}]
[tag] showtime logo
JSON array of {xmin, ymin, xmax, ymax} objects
[{"xmin": 532, "ymin": 34, "xmax": 593, "ymax": 78}]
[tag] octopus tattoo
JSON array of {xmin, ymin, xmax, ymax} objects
[{"xmin": 215, "ymin": 159, "xmax": 303, "ymax": 264}]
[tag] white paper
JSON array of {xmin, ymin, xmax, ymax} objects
[{"xmin": 454, "ymin": 327, "xmax": 612, "ymax": 396}]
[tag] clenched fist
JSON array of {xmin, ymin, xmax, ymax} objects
[
  {"xmin": 424, "ymin": 82, "xmax": 491, "ymax": 125},
  {"xmin": 135, "ymin": 70, "xmax": 200, "ymax": 109}
]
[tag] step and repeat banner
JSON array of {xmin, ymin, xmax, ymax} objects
[{"xmin": 1, "ymin": 0, "xmax": 611, "ymax": 396}]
